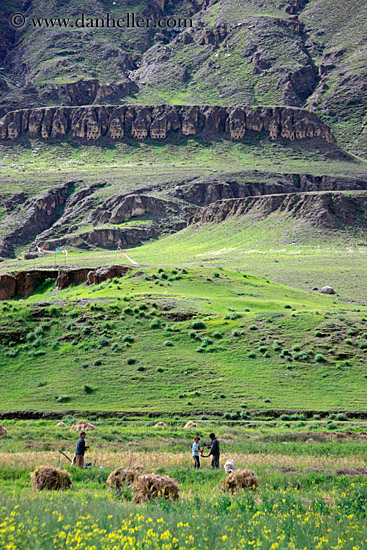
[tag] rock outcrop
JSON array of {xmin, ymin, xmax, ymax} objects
[
  {"xmin": 31, "ymin": 193, "xmax": 195, "ymax": 253},
  {"xmin": 174, "ymin": 174, "xmax": 367, "ymax": 206},
  {"xmin": 37, "ymin": 225, "xmax": 160, "ymax": 251},
  {"xmin": 87, "ymin": 265, "xmax": 130, "ymax": 285},
  {"xmin": 0, "ymin": 274, "xmax": 16, "ymax": 300},
  {"xmin": 0, "ymin": 270, "xmax": 59, "ymax": 299},
  {"xmin": 0, "ymin": 265, "xmax": 133, "ymax": 299},
  {"xmin": 194, "ymin": 191, "xmax": 367, "ymax": 230},
  {"xmin": 91, "ymin": 194, "xmax": 193, "ymax": 224},
  {"xmin": 0, "ymin": 182, "xmax": 76, "ymax": 258},
  {"xmin": 0, "ymin": 105, "xmax": 336, "ymax": 144},
  {"xmin": 55, "ymin": 269, "xmax": 92, "ymax": 290}
]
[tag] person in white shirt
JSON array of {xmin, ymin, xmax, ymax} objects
[{"xmin": 192, "ymin": 435, "xmax": 202, "ymax": 469}]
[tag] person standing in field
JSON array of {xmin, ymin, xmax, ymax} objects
[
  {"xmin": 192, "ymin": 435, "xmax": 202, "ymax": 469},
  {"xmin": 202, "ymin": 432, "xmax": 220, "ymax": 469},
  {"xmin": 74, "ymin": 431, "xmax": 89, "ymax": 467}
]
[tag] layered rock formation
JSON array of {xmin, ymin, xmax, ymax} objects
[
  {"xmin": 38, "ymin": 225, "xmax": 160, "ymax": 251},
  {"xmin": 174, "ymin": 174, "xmax": 367, "ymax": 206},
  {"xmin": 194, "ymin": 191, "xmax": 367, "ymax": 230},
  {"xmin": 0, "ymin": 105, "xmax": 336, "ymax": 144},
  {"xmin": 91, "ymin": 194, "xmax": 188, "ymax": 225},
  {"xmin": 31, "ymin": 193, "xmax": 194, "ymax": 252},
  {"xmin": 2, "ymin": 170, "xmax": 367, "ymax": 260}
]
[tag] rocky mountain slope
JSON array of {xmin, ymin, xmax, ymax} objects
[
  {"xmin": 0, "ymin": 0, "xmax": 366, "ymax": 261},
  {"xmin": 0, "ymin": 0, "xmax": 366, "ymax": 155},
  {"xmin": 1, "ymin": 170, "xmax": 367, "ymax": 259}
]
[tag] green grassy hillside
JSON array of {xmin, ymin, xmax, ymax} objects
[
  {"xmin": 4, "ymin": 187, "xmax": 367, "ymax": 304},
  {"xmin": 128, "ymin": 201, "xmax": 367, "ymax": 304},
  {"xmin": 1, "ymin": 266, "xmax": 367, "ymax": 413}
]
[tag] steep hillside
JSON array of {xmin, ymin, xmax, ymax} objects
[
  {"xmin": 0, "ymin": 0, "xmax": 365, "ymax": 155},
  {"xmin": 119, "ymin": 190, "xmax": 367, "ymax": 304}
]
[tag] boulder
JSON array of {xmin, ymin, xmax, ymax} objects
[
  {"xmin": 56, "ymin": 268, "xmax": 91, "ymax": 290},
  {"xmin": 320, "ymin": 286, "xmax": 336, "ymax": 295},
  {"xmin": 87, "ymin": 265, "xmax": 130, "ymax": 285}
]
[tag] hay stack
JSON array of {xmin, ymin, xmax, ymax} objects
[
  {"xmin": 70, "ymin": 420, "xmax": 96, "ymax": 432},
  {"xmin": 133, "ymin": 473, "xmax": 179, "ymax": 503},
  {"xmin": 56, "ymin": 421, "xmax": 67, "ymax": 427},
  {"xmin": 184, "ymin": 420, "xmax": 198, "ymax": 429},
  {"xmin": 224, "ymin": 459, "xmax": 236, "ymax": 474},
  {"xmin": 155, "ymin": 421, "xmax": 167, "ymax": 427},
  {"xmin": 221, "ymin": 469, "xmax": 258, "ymax": 494},
  {"xmin": 0, "ymin": 424, "xmax": 8, "ymax": 436},
  {"xmin": 107, "ymin": 467, "xmax": 138, "ymax": 490},
  {"xmin": 31, "ymin": 466, "xmax": 72, "ymax": 491}
]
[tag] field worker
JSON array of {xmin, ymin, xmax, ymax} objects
[
  {"xmin": 74, "ymin": 431, "xmax": 89, "ymax": 467},
  {"xmin": 192, "ymin": 435, "xmax": 202, "ymax": 469},
  {"xmin": 202, "ymin": 432, "xmax": 220, "ymax": 469}
]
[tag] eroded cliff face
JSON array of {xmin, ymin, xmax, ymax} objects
[
  {"xmin": 0, "ymin": 104, "xmax": 336, "ymax": 144},
  {"xmin": 2, "ymin": 171, "xmax": 367, "ymax": 260},
  {"xmin": 194, "ymin": 192, "xmax": 367, "ymax": 230},
  {"xmin": 0, "ymin": 182, "xmax": 76, "ymax": 258},
  {"xmin": 0, "ymin": 265, "xmax": 132, "ymax": 300}
]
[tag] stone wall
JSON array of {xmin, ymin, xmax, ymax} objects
[{"xmin": 0, "ymin": 104, "xmax": 336, "ymax": 144}]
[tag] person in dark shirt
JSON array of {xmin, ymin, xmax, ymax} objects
[
  {"xmin": 74, "ymin": 431, "xmax": 89, "ymax": 467},
  {"xmin": 202, "ymin": 432, "xmax": 220, "ymax": 469}
]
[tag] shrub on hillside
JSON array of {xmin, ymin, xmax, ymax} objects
[{"xmin": 191, "ymin": 321, "xmax": 206, "ymax": 330}]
